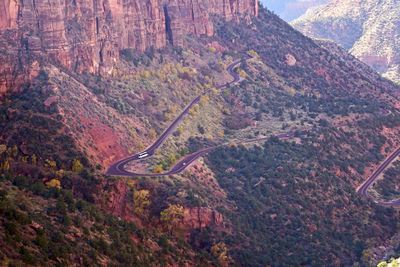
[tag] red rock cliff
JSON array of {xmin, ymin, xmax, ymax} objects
[
  {"xmin": 0, "ymin": 0, "xmax": 258, "ymax": 93},
  {"xmin": 0, "ymin": 0, "xmax": 18, "ymax": 29},
  {"xmin": 182, "ymin": 207, "xmax": 224, "ymax": 229}
]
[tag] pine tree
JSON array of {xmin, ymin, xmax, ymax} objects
[{"xmin": 133, "ymin": 190, "xmax": 151, "ymax": 216}]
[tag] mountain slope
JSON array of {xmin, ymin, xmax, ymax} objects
[
  {"xmin": 0, "ymin": 3, "xmax": 400, "ymax": 267},
  {"xmin": 204, "ymin": 10, "xmax": 400, "ymax": 266},
  {"xmin": 292, "ymin": 0, "xmax": 400, "ymax": 84}
]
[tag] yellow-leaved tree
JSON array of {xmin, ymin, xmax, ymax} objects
[
  {"xmin": 378, "ymin": 258, "xmax": 400, "ymax": 267},
  {"xmin": 1, "ymin": 160, "xmax": 10, "ymax": 172},
  {"xmin": 248, "ymin": 49, "xmax": 259, "ymax": 58},
  {"xmin": 200, "ymin": 95, "xmax": 210, "ymax": 106},
  {"xmin": 45, "ymin": 159, "xmax": 57, "ymax": 170},
  {"xmin": 55, "ymin": 169, "xmax": 65, "ymax": 178},
  {"xmin": 153, "ymin": 164, "xmax": 164, "ymax": 174},
  {"xmin": 211, "ymin": 242, "xmax": 230, "ymax": 267},
  {"xmin": 31, "ymin": 154, "xmax": 37, "ymax": 165},
  {"xmin": 160, "ymin": 204, "xmax": 184, "ymax": 232},
  {"xmin": 167, "ymin": 154, "xmax": 177, "ymax": 166},
  {"xmin": 46, "ymin": 179, "xmax": 61, "ymax": 189},
  {"xmin": 133, "ymin": 190, "xmax": 151, "ymax": 217},
  {"xmin": 238, "ymin": 69, "xmax": 247, "ymax": 79},
  {"xmin": 71, "ymin": 159, "xmax": 84, "ymax": 173},
  {"xmin": 0, "ymin": 144, "xmax": 6, "ymax": 154}
]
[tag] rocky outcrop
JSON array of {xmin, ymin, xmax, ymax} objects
[
  {"xmin": 100, "ymin": 180, "xmax": 136, "ymax": 222},
  {"xmin": 0, "ymin": 0, "xmax": 258, "ymax": 95},
  {"xmin": 292, "ymin": 0, "xmax": 400, "ymax": 84},
  {"xmin": 182, "ymin": 207, "xmax": 224, "ymax": 229},
  {"xmin": 165, "ymin": 0, "xmax": 258, "ymax": 46},
  {"xmin": 0, "ymin": 45, "xmax": 40, "ymax": 94},
  {"xmin": 99, "ymin": 179, "xmax": 224, "ymax": 231},
  {"xmin": 165, "ymin": 0, "xmax": 214, "ymax": 46}
]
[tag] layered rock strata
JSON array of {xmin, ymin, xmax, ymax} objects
[{"xmin": 0, "ymin": 0, "xmax": 258, "ymax": 94}]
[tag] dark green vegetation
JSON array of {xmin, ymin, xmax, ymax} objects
[
  {"xmin": 0, "ymin": 5, "xmax": 400, "ymax": 267},
  {"xmin": 207, "ymin": 133, "xmax": 397, "ymax": 266},
  {"xmin": 375, "ymin": 161, "xmax": 400, "ymax": 201},
  {"xmin": 0, "ymin": 140, "xmax": 217, "ymax": 265},
  {"xmin": 202, "ymin": 8, "xmax": 400, "ymax": 267},
  {"xmin": 0, "ymin": 173, "xmax": 200, "ymax": 266},
  {"xmin": 0, "ymin": 74, "xmax": 87, "ymax": 169}
]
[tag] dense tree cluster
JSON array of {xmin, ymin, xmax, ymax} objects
[
  {"xmin": 207, "ymin": 132, "xmax": 398, "ymax": 266},
  {"xmin": 375, "ymin": 161, "xmax": 400, "ymax": 201}
]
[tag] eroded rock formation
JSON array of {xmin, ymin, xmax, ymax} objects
[
  {"xmin": 292, "ymin": 0, "xmax": 400, "ymax": 84},
  {"xmin": 0, "ymin": 0, "xmax": 258, "ymax": 95},
  {"xmin": 182, "ymin": 207, "xmax": 224, "ymax": 229}
]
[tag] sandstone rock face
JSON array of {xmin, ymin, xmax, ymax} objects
[
  {"xmin": 99, "ymin": 179, "xmax": 224, "ymax": 231},
  {"xmin": 182, "ymin": 207, "xmax": 224, "ymax": 229},
  {"xmin": 0, "ymin": 0, "xmax": 258, "ymax": 95},
  {"xmin": 0, "ymin": 46, "xmax": 40, "ymax": 95},
  {"xmin": 0, "ymin": 0, "xmax": 18, "ymax": 29},
  {"xmin": 165, "ymin": 0, "xmax": 258, "ymax": 46},
  {"xmin": 292, "ymin": 0, "xmax": 400, "ymax": 84},
  {"xmin": 101, "ymin": 179, "xmax": 136, "ymax": 222},
  {"xmin": 165, "ymin": 0, "xmax": 214, "ymax": 47}
]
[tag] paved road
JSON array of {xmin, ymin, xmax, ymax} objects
[
  {"xmin": 357, "ymin": 147, "xmax": 400, "ymax": 207},
  {"xmin": 107, "ymin": 54, "xmax": 400, "ymax": 208},
  {"xmin": 106, "ymin": 56, "xmax": 250, "ymax": 177}
]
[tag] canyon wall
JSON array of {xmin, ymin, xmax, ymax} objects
[
  {"xmin": 0, "ymin": 0, "xmax": 258, "ymax": 94},
  {"xmin": 0, "ymin": 0, "xmax": 18, "ymax": 29}
]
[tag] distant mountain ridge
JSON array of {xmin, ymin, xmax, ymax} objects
[{"xmin": 292, "ymin": 0, "xmax": 400, "ymax": 84}]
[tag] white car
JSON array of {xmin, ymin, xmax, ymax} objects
[{"xmin": 138, "ymin": 153, "xmax": 148, "ymax": 159}]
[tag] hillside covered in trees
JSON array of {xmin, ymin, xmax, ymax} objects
[{"xmin": 0, "ymin": 3, "xmax": 399, "ymax": 266}]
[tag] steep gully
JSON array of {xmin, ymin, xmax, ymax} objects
[{"xmin": 106, "ymin": 55, "xmax": 399, "ymax": 206}]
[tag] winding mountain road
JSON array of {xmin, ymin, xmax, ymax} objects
[
  {"xmin": 106, "ymin": 53, "xmax": 400, "ymax": 208},
  {"xmin": 107, "ymin": 52, "xmax": 399, "ymax": 209},
  {"xmin": 357, "ymin": 147, "xmax": 400, "ymax": 207},
  {"xmin": 106, "ymin": 56, "xmax": 251, "ymax": 177}
]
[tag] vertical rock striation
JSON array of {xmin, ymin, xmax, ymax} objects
[
  {"xmin": 0, "ymin": 0, "xmax": 18, "ymax": 29},
  {"xmin": 0, "ymin": 0, "xmax": 258, "ymax": 95}
]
